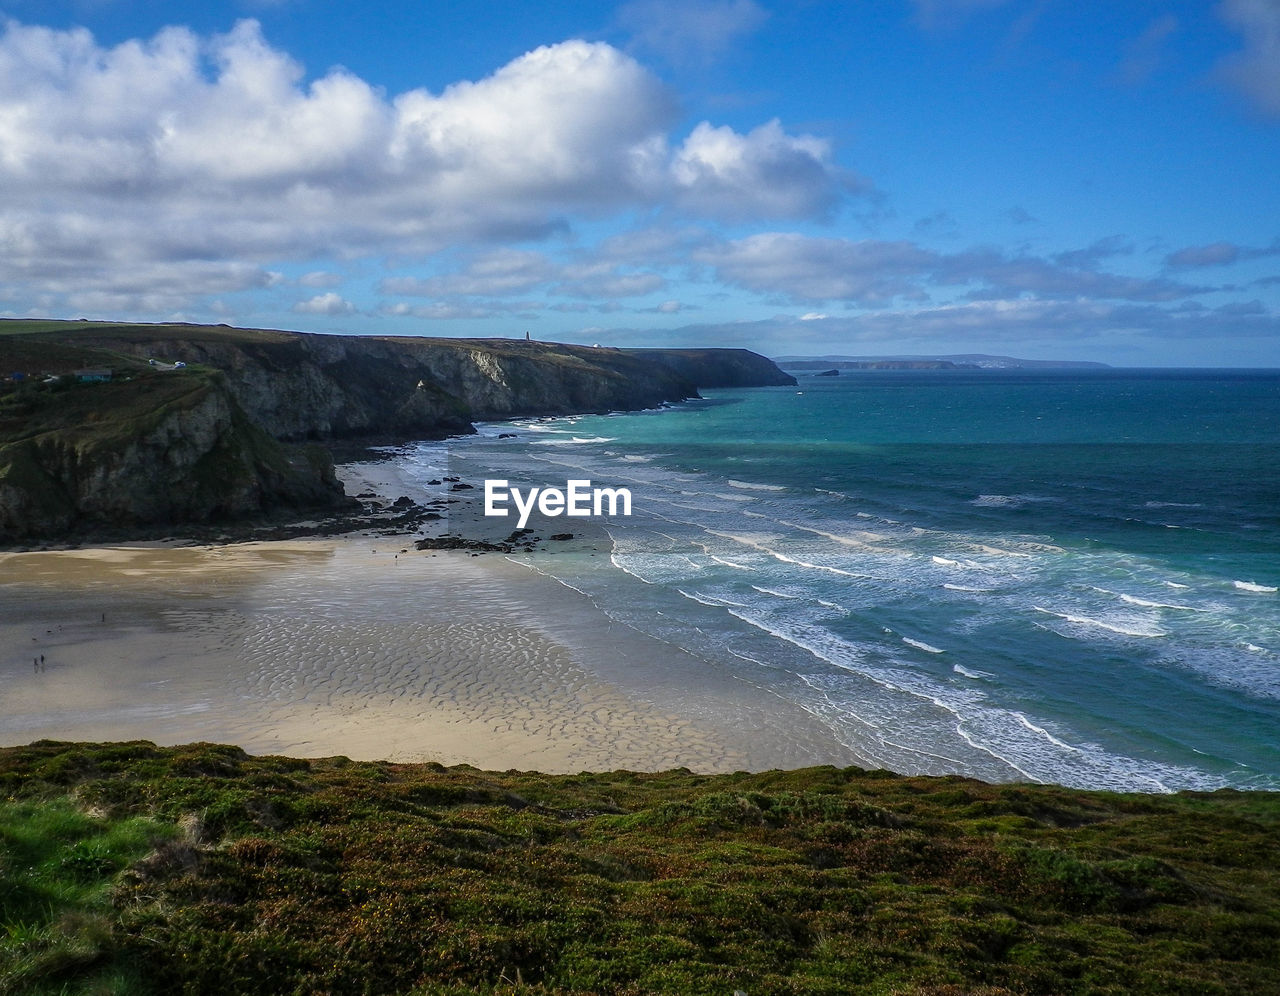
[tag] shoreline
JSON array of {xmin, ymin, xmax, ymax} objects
[{"xmin": 0, "ymin": 456, "xmax": 864, "ymax": 774}]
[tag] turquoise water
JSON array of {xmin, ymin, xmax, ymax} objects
[{"xmin": 412, "ymin": 369, "xmax": 1280, "ymax": 791}]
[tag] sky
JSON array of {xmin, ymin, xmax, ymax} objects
[{"xmin": 0, "ymin": 1, "xmax": 1277, "ymax": 365}]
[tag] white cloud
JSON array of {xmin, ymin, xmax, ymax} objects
[
  {"xmin": 673, "ymin": 120, "xmax": 855, "ymax": 221},
  {"xmin": 292, "ymin": 292, "xmax": 355, "ymax": 315},
  {"xmin": 698, "ymin": 233, "xmax": 936, "ymax": 303},
  {"xmin": 0, "ymin": 19, "xmax": 850, "ymax": 315},
  {"xmin": 1218, "ymin": 0, "xmax": 1280, "ymax": 115},
  {"xmin": 555, "ymin": 262, "xmax": 667, "ymax": 299},
  {"xmin": 382, "ymin": 250, "xmax": 558, "ymax": 297},
  {"xmin": 378, "ymin": 300, "xmax": 516, "ymax": 320},
  {"xmin": 380, "ymin": 249, "xmax": 667, "ymax": 303}
]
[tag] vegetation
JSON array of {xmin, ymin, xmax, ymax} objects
[{"xmin": 1, "ymin": 741, "xmax": 1277, "ymax": 994}]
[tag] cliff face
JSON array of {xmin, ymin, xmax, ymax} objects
[
  {"xmin": 0, "ymin": 322, "xmax": 794, "ymax": 541},
  {"xmin": 74, "ymin": 331, "xmax": 706, "ymax": 441},
  {"xmin": 0, "ymin": 369, "xmax": 348, "ymax": 541},
  {"xmin": 621, "ymin": 348, "xmax": 798, "ymax": 388}
]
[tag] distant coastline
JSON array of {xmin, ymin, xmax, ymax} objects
[{"xmin": 774, "ymin": 353, "xmax": 1111, "ymax": 370}]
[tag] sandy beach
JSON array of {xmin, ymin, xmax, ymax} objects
[{"xmin": 0, "ymin": 460, "xmax": 860, "ymax": 773}]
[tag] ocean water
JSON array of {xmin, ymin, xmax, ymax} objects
[{"xmin": 400, "ymin": 369, "xmax": 1280, "ymax": 792}]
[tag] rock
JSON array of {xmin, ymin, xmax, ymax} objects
[
  {"xmin": 450, "ymin": 482, "xmax": 474, "ymax": 491},
  {"xmin": 816, "ymin": 368, "xmax": 840, "ymax": 377},
  {"xmin": 549, "ymin": 533, "xmax": 574, "ymax": 541}
]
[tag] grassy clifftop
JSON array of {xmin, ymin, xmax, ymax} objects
[{"xmin": 1, "ymin": 741, "xmax": 1277, "ymax": 994}]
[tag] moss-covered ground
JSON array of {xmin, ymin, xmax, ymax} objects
[{"xmin": 1, "ymin": 741, "xmax": 1277, "ymax": 994}]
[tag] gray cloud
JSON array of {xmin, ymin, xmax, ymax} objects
[
  {"xmin": 697, "ymin": 233, "xmax": 937, "ymax": 304},
  {"xmin": 697, "ymin": 232, "xmax": 1204, "ymax": 305},
  {"xmin": 1165, "ymin": 239, "xmax": 1280, "ymax": 268}
]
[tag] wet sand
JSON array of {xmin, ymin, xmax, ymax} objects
[{"xmin": 0, "ymin": 467, "xmax": 860, "ymax": 772}]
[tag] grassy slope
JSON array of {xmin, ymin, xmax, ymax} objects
[{"xmin": 1, "ymin": 742, "xmax": 1277, "ymax": 995}]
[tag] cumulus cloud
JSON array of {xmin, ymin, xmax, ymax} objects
[
  {"xmin": 292, "ymin": 292, "xmax": 355, "ymax": 315},
  {"xmin": 672, "ymin": 121, "xmax": 857, "ymax": 221},
  {"xmin": 0, "ymin": 19, "xmax": 849, "ymax": 314},
  {"xmin": 1217, "ymin": 0, "xmax": 1280, "ymax": 115}
]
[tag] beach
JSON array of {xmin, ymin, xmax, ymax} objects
[{"xmin": 0, "ymin": 459, "xmax": 861, "ymax": 773}]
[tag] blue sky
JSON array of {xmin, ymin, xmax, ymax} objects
[{"xmin": 1, "ymin": 1, "xmax": 1277, "ymax": 364}]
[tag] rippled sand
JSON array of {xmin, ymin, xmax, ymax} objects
[{"xmin": 0, "ymin": 538, "xmax": 855, "ymax": 772}]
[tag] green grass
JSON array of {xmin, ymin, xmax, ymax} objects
[
  {"xmin": 0, "ymin": 796, "xmax": 175, "ymax": 995},
  {"xmin": 0, "ymin": 741, "xmax": 1278, "ymax": 994}
]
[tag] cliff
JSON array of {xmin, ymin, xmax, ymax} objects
[
  {"xmin": 0, "ymin": 357, "xmax": 347, "ymax": 541},
  {"xmin": 0, "ymin": 321, "xmax": 794, "ymax": 541},
  {"xmin": 624, "ymin": 346, "xmax": 798, "ymax": 387},
  {"xmin": 62, "ymin": 327, "xmax": 710, "ymax": 441}
]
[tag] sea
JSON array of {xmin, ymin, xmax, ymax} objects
[{"xmin": 393, "ymin": 368, "xmax": 1280, "ymax": 793}]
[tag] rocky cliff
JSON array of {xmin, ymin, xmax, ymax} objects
[
  {"xmin": 0, "ymin": 362, "xmax": 347, "ymax": 541},
  {"xmin": 67, "ymin": 329, "xmax": 713, "ymax": 442},
  {"xmin": 622, "ymin": 347, "xmax": 797, "ymax": 388},
  {"xmin": 0, "ymin": 321, "xmax": 795, "ymax": 541}
]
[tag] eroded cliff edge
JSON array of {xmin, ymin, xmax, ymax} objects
[{"xmin": 0, "ymin": 322, "xmax": 795, "ymax": 541}]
